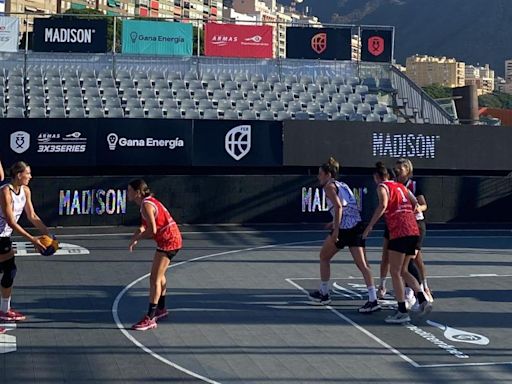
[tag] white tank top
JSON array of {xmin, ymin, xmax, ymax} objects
[
  {"xmin": 0, "ymin": 184, "xmax": 27, "ymax": 237},
  {"xmin": 326, "ymin": 180, "xmax": 361, "ymax": 230}
]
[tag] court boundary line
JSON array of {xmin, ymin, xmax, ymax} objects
[{"xmin": 288, "ymin": 276, "xmax": 512, "ymax": 369}]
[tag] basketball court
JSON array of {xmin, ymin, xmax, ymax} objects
[{"xmin": 1, "ymin": 227, "xmax": 512, "ymax": 383}]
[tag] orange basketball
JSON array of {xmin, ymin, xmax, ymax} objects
[{"xmin": 39, "ymin": 235, "xmax": 59, "ymax": 256}]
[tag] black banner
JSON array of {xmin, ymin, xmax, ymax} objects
[
  {"xmin": 33, "ymin": 17, "xmax": 108, "ymax": 53},
  {"xmin": 286, "ymin": 27, "xmax": 352, "ymax": 60},
  {"xmin": 96, "ymin": 120, "xmax": 193, "ymax": 166},
  {"xmin": 2, "ymin": 119, "xmax": 97, "ymax": 167},
  {"xmin": 283, "ymin": 121, "xmax": 512, "ymax": 171},
  {"xmin": 360, "ymin": 27, "xmax": 393, "ymax": 63},
  {"xmin": 192, "ymin": 121, "xmax": 283, "ymax": 166}
]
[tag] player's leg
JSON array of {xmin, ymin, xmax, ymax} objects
[
  {"xmin": 385, "ymin": 248, "xmax": 410, "ymax": 324},
  {"xmin": 132, "ymin": 251, "xmax": 170, "ymax": 331},
  {"xmin": 0, "ymin": 247, "xmax": 25, "ymax": 322},
  {"xmin": 349, "ymin": 245, "xmax": 381, "ymax": 313},
  {"xmin": 378, "ymin": 238, "xmax": 390, "ymax": 299},
  {"xmin": 309, "ymin": 236, "xmax": 338, "ymax": 304}
]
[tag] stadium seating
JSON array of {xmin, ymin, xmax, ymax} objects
[{"xmin": 0, "ymin": 65, "xmax": 414, "ymax": 122}]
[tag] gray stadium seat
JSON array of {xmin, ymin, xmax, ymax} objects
[
  {"xmin": 147, "ymin": 108, "xmax": 164, "ymax": 118},
  {"xmin": 247, "ymin": 91, "xmax": 261, "ymax": 103},
  {"xmin": 252, "ymin": 100, "xmax": 268, "ymax": 112},
  {"xmin": 314, "ymin": 112, "xmax": 329, "ymax": 121},
  {"xmin": 283, "ymin": 75, "xmax": 298, "ymax": 86},
  {"xmin": 128, "ymin": 108, "xmax": 144, "ymax": 118},
  {"xmin": 188, "ymin": 80, "xmax": 203, "ymax": 91},
  {"xmin": 306, "ymin": 102, "xmax": 321, "ymax": 115},
  {"xmin": 355, "ymin": 85, "xmax": 369, "ymax": 97},
  {"xmin": 68, "ymin": 108, "xmax": 86, "ymax": 118},
  {"xmin": 379, "ymin": 78, "xmax": 396, "ymax": 93},
  {"xmin": 218, "ymin": 73, "xmax": 233, "ymax": 83},
  {"xmin": 307, "ymin": 84, "xmax": 321, "ymax": 94},
  {"xmin": 235, "ymin": 100, "xmax": 250, "ymax": 112},
  {"xmin": 348, "ymin": 94, "xmax": 363, "ymax": 105},
  {"xmin": 315, "ymin": 94, "xmax": 330, "ymax": 106},
  {"xmin": 267, "ymin": 73, "xmax": 280, "ymax": 85},
  {"xmin": 349, "ymin": 113, "xmax": 365, "ymax": 122},
  {"xmin": 263, "ymin": 92, "xmax": 278, "ymax": 104},
  {"xmin": 316, "ymin": 76, "xmax": 330, "ymax": 87},
  {"xmin": 154, "ymin": 79, "xmax": 170, "ymax": 91},
  {"xmin": 272, "ymin": 83, "xmax": 287, "ymax": 94},
  {"xmin": 202, "ymin": 109, "xmax": 219, "ymax": 120},
  {"xmin": 180, "ymin": 99, "xmax": 197, "ymax": 111},
  {"xmin": 157, "ymin": 89, "xmax": 173, "ymax": 100},
  {"xmin": 374, "ymin": 104, "xmax": 390, "ymax": 116},
  {"xmin": 167, "ymin": 72, "xmax": 182, "ymax": 82},
  {"xmin": 322, "ymin": 84, "xmax": 338, "ymax": 96},
  {"xmin": 323, "ymin": 102, "xmax": 339, "ymax": 116},
  {"xmin": 201, "ymin": 72, "xmax": 217, "ymax": 84},
  {"xmin": 241, "ymin": 110, "xmax": 257, "ymax": 120},
  {"xmin": 148, "ymin": 70, "xmax": 165, "ymax": 82},
  {"xmin": 102, "ymin": 88, "xmax": 119, "ymax": 98},
  {"xmin": 165, "ymin": 109, "xmax": 182, "ymax": 119},
  {"xmin": 28, "ymin": 96, "xmax": 46, "ymax": 107},
  {"xmin": 287, "ymin": 101, "xmax": 303, "ymax": 113},
  {"xmin": 383, "ymin": 113, "xmax": 398, "ymax": 123},
  {"xmin": 229, "ymin": 90, "xmax": 244, "ymax": 103},
  {"xmin": 207, "ymin": 80, "xmax": 222, "ymax": 93},
  {"xmin": 365, "ymin": 94, "xmax": 379, "ymax": 106},
  {"xmin": 331, "ymin": 113, "xmax": 346, "ymax": 121},
  {"xmin": 299, "ymin": 92, "xmax": 313, "ymax": 105},
  {"xmin": 217, "ymin": 100, "xmax": 233, "ymax": 112},
  {"xmin": 86, "ymin": 98, "xmax": 103, "ymax": 109},
  {"xmin": 294, "ymin": 112, "xmax": 310, "ymax": 120},
  {"xmin": 257, "ymin": 82, "xmax": 271, "ymax": 94},
  {"xmin": 175, "ymin": 89, "xmax": 191, "ymax": 100},
  {"xmin": 192, "ymin": 89, "xmax": 208, "ymax": 100},
  {"xmin": 258, "ymin": 110, "xmax": 275, "ymax": 121},
  {"xmin": 280, "ymin": 92, "xmax": 295, "ymax": 105},
  {"xmin": 362, "ymin": 77, "xmax": 378, "ymax": 93},
  {"xmin": 183, "ymin": 72, "xmax": 199, "ymax": 82},
  {"xmin": 28, "ymin": 108, "xmax": 46, "ymax": 118},
  {"xmin": 331, "ymin": 94, "xmax": 346, "ymax": 105},
  {"xmin": 105, "ymin": 108, "xmax": 124, "ymax": 118},
  {"xmin": 162, "ymin": 99, "xmax": 179, "ymax": 110},
  {"xmin": 240, "ymin": 82, "xmax": 255, "ymax": 94},
  {"xmin": 104, "ymin": 98, "xmax": 122, "ymax": 109},
  {"xmin": 270, "ymin": 100, "xmax": 285, "ymax": 112},
  {"xmin": 277, "ymin": 111, "xmax": 291, "ymax": 121},
  {"xmin": 212, "ymin": 90, "xmax": 228, "ymax": 103},
  {"xmin": 291, "ymin": 84, "xmax": 305, "ymax": 95},
  {"xmin": 87, "ymin": 108, "xmax": 105, "ymax": 118},
  {"xmin": 339, "ymin": 85, "xmax": 353, "ymax": 96},
  {"xmin": 340, "ymin": 103, "xmax": 356, "ymax": 116},
  {"xmin": 48, "ymin": 108, "xmax": 66, "ymax": 118},
  {"xmin": 184, "ymin": 110, "xmax": 200, "ymax": 119},
  {"xmin": 198, "ymin": 99, "xmax": 213, "ymax": 112},
  {"xmin": 223, "ymin": 110, "xmax": 239, "ymax": 120},
  {"xmin": 223, "ymin": 81, "xmax": 238, "ymax": 93},
  {"xmin": 357, "ymin": 103, "xmax": 372, "ymax": 117},
  {"xmin": 234, "ymin": 73, "xmax": 249, "ymax": 83},
  {"xmin": 366, "ymin": 113, "xmax": 382, "ymax": 122},
  {"xmin": 250, "ymin": 74, "xmax": 264, "ymax": 83},
  {"xmin": 7, "ymin": 96, "xmax": 25, "ymax": 107},
  {"xmin": 125, "ymin": 99, "xmax": 142, "ymax": 109},
  {"xmin": 331, "ymin": 76, "xmax": 345, "ymax": 87},
  {"xmin": 346, "ymin": 77, "xmax": 360, "ymax": 87},
  {"xmin": 143, "ymin": 99, "xmax": 161, "ymax": 109}
]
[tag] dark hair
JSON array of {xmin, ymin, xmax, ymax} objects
[
  {"xmin": 374, "ymin": 161, "xmax": 391, "ymax": 180},
  {"xmin": 320, "ymin": 157, "xmax": 340, "ymax": 179},
  {"xmin": 128, "ymin": 179, "xmax": 152, "ymax": 198},
  {"xmin": 10, "ymin": 161, "xmax": 29, "ymax": 179}
]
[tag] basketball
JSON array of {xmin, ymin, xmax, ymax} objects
[{"xmin": 39, "ymin": 235, "xmax": 59, "ymax": 256}]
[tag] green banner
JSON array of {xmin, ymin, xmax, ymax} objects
[{"xmin": 122, "ymin": 20, "xmax": 193, "ymax": 56}]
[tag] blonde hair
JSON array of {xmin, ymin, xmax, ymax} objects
[
  {"xmin": 320, "ymin": 157, "xmax": 340, "ymax": 178},
  {"xmin": 396, "ymin": 158, "xmax": 413, "ymax": 178}
]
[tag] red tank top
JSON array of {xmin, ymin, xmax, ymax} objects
[
  {"xmin": 381, "ymin": 181, "xmax": 419, "ymax": 240},
  {"xmin": 141, "ymin": 196, "xmax": 182, "ymax": 251}
]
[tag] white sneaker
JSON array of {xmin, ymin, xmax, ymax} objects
[
  {"xmin": 405, "ymin": 295, "xmax": 418, "ymax": 311},
  {"xmin": 385, "ymin": 311, "xmax": 411, "ymax": 324}
]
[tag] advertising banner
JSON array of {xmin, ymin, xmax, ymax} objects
[
  {"xmin": 283, "ymin": 121, "xmax": 512, "ymax": 171},
  {"xmin": 193, "ymin": 120, "xmax": 282, "ymax": 166},
  {"xmin": 96, "ymin": 119, "xmax": 193, "ymax": 166},
  {"xmin": 0, "ymin": 16, "xmax": 19, "ymax": 52},
  {"xmin": 285, "ymin": 27, "xmax": 352, "ymax": 60},
  {"xmin": 122, "ymin": 20, "xmax": 193, "ymax": 56},
  {"xmin": 205, "ymin": 23, "xmax": 273, "ymax": 59},
  {"xmin": 33, "ymin": 17, "xmax": 108, "ymax": 53},
  {"xmin": 360, "ymin": 27, "xmax": 393, "ymax": 63}
]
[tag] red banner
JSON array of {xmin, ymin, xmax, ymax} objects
[{"xmin": 205, "ymin": 23, "xmax": 273, "ymax": 59}]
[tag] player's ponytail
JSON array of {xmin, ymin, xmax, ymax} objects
[
  {"xmin": 129, "ymin": 179, "xmax": 152, "ymax": 198},
  {"xmin": 9, "ymin": 161, "xmax": 29, "ymax": 180},
  {"xmin": 374, "ymin": 161, "xmax": 391, "ymax": 180},
  {"xmin": 320, "ymin": 157, "xmax": 340, "ymax": 179}
]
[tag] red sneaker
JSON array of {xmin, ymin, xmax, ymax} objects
[
  {"xmin": 131, "ymin": 315, "xmax": 157, "ymax": 331},
  {"xmin": 0, "ymin": 327, "xmax": 6, "ymax": 334},
  {"xmin": 0, "ymin": 309, "xmax": 26, "ymax": 322},
  {"xmin": 154, "ymin": 308, "xmax": 168, "ymax": 321}
]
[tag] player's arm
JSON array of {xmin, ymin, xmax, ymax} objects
[
  {"xmin": 363, "ymin": 185, "xmax": 388, "ymax": 239},
  {"xmin": 416, "ymin": 194, "xmax": 427, "ymax": 213},
  {"xmin": 0, "ymin": 187, "xmax": 45, "ymax": 250},
  {"xmin": 129, "ymin": 202, "xmax": 157, "ymax": 251},
  {"xmin": 324, "ymin": 183, "xmax": 342, "ymax": 243},
  {"xmin": 0, "ymin": 160, "xmax": 4, "ymax": 182},
  {"xmin": 23, "ymin": 186, "xmax": 50, "ymax": 236}
]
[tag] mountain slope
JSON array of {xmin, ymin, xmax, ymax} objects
[{"xmin": 281, "ymin": 0, "xmax": 512, "ymax": 75}]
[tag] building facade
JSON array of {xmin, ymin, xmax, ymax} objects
[
  {"xmin": 465, "ymin": 64, "xmax": 495, "ymax": 95},
  {"xmin": 406, "ymin": 55, "xmax": 465, "ymax": 88}
]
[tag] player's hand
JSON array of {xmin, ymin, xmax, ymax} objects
[
  {"xmin": 414, "ymin": 204, "xmax": 421, "ymax": 214},
  {"xmin": 362, "ymin": 226, "xmax": 372, "ymax": 240},
  {"xmin": 129, "ymin": 240, "xmax": 138, "ymax": 252},
  {"xmin": 31, "ymin": 236, "xmax": 46, "ymax": 253},
  {"xmin": 324, "ymin": 222, "xmax": 334, "ymax": 230}
]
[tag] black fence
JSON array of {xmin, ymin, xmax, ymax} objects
[
  {"xmin": 3, "ymin": 119, "xmax": 512, "ymax": 172},
  {"xmin": 19, "ymin": 174, "xmax": 512, "ymax": 227}
]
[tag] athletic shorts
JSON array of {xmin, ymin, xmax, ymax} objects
[
  {"xmin": 384, "ymin": 220, "xmax": 426, "ymax": 250},
  {"xmin": 156, "ymin": 248, "xmax": 179, "ymax": 260},
  {"xmin": 388, "ymin": 236, "xmax": 420, "ymax": 256},
  {"xmin": 0, "ymin": 237, "xmax": 12, "ymax": 255},
  {"xmin": 332, "ymin": 222, "xmax": 366, "ymax": 250}
]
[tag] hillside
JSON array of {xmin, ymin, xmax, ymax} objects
[{"xmin": 281, "ymin": 0, "xmax": 512, "ymax": 75}]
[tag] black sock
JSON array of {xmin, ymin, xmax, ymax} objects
[
  {"xmin": 417, "ymin": 292, "xmax": 427, "ymax": 304},
  {"xmin": 147, "ymin": 303, "xmax": 157, "ymax": 319},
  {"xmin": 398, "ymin": 302, "xmax": 407, "ymax": 313},
  {"xmin": 157, "ymin": 295, "xmax": 166, "ymax": 310}
]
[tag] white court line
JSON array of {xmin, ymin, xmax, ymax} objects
[
  {"xmin": 285, "ymin": 278, "xmax": 421, "ymax": 368},
  {"xmin": 421, "ymin": 361, "xmax": 512, "ymax": 368},
  {"xmin": 112, "ymin": 240, "xmax": 321, "ymax": 384},
  {"xmin": 290, "ymin": 274, "xmax": 512, "ymax": 280}
]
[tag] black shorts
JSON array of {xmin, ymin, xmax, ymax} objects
[
  {"xmin": 333, "ymin": 222, "xmax": 366, "ymax": 250},
  {"xmin": 156, "ymin": 248, "xmax": 179, "ymax": 260},
  {"xmin": 384, "ymin": 220, "xmax": 426, "ymax": 250},
  {"xmin": 0, "ymin": 237, "xmax": 13, "ymax": 255},
  {"xmin": 388, "ymin": 236, "xmax": 420, "ymax": 256}
]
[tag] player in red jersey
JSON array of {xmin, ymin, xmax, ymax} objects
[
  {"xmin": 363, "ymin": 162, "xmax": 432, "ymax": 324},
  {"xmin": 128, "ymin": 179, "xmax": 183, "ymax": 331}
]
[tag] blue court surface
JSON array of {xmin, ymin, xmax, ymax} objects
[{"xmin": 1, "ymin": 226, "xmax": 512, "ymax": 384}]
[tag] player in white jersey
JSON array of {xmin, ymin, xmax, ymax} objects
[
  {"xmin": 309, "ymin": 157, "xmax": 380, "ymax": 313},
  {"xmin": 0, "ymin": 162, "xmax": 50, "ymax": 330}
]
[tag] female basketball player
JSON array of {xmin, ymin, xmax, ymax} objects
[
  {"xmin": 377, "ymin": 159, "xmax": 432, "ymax": 304},
  {"xmin": 128, "ymin": 179, "xmax": 183, "ymax": 331},
  {"xmin": 0, "ymin": 162, "xmax": 50, "ymax": 328},
  {"xmin": 309, "ymin": 157, "xmax": 380, "ymax": 313},
  {"xmin": 363, "ymin": 162, "xmax": 432, "ymax": 324}
]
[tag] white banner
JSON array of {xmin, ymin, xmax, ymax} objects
[{"xmin": 0, "ymin": 16, "xmax": 19, "ymax": 53}]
